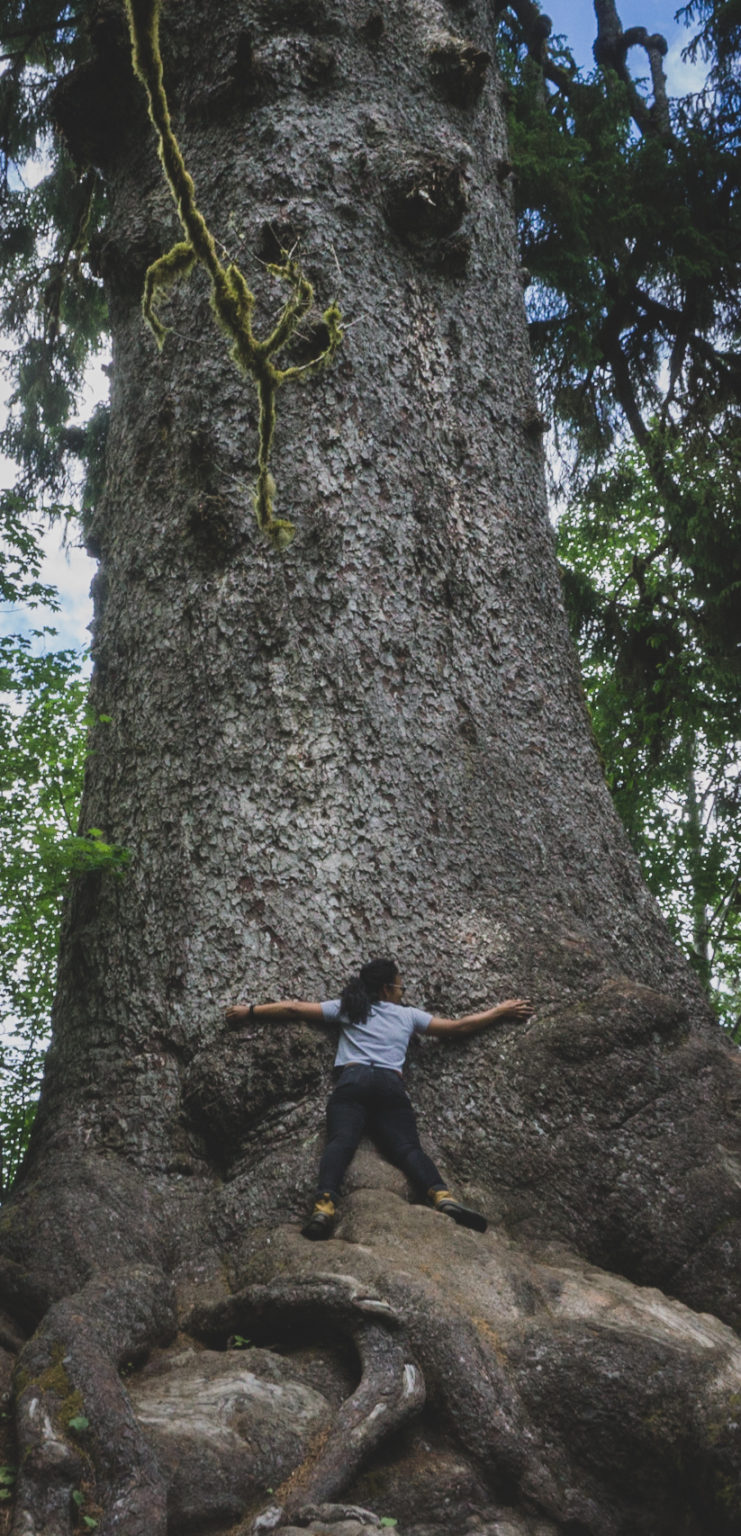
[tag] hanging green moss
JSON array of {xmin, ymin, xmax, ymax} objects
[{"xmin": 124, "ymin": 0, "xmax": 343, "ymax": 549}]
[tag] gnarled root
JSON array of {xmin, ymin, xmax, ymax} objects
[
  {"xmin": 280, "ymin": 1322, "xmax": 425, "ymax": 1515},
  {"xmin": 12, "ymin": 1264, "xmax": 175, "ymax": 1536},
  {"xmin": 190, "ymin": 1275, "xmax": 425, "ymax": 1532}
]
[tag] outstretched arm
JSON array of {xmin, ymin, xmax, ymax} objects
[
  {"xmin": 225, "ymin": 999, "xmax": 325, "ymax": 1026},
  {"xmin": 427, "ymin": 997, "xmax": 533, "ymax": 1038}
]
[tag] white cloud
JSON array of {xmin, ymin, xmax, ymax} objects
[
  {"xmin": 0, "ymin": 527, "xmax": 95, "ymax": 658},
  {"xmin": 36, "ymin": 531, "xmax": 96, "ymax": 655},
  {"xmin": 665, "ymin": 32, "xmax": 709, "ymax": 97},
  {"xmin": 1, "ymin": 343, "xmax": 106, "ymax": 655},
  {"xmin": 71, "ymin": 351, "xmax": 111, "ymax": 425}
]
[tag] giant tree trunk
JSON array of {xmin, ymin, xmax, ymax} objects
[{"xmin": 2, "ymin": 3, "xmax": 741, "ymax": 1534}]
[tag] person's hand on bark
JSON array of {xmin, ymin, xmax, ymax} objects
[
  {"xmin": 225, "ymin": 1003, "xmax": 252, "ymax": 1026},
  {"xmin": 495, "ymin": 998, "xmax": 534, "ymax": 1021}
]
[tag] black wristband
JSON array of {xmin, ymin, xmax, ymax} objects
[{"xmin": 248, "ymin": 1002, "xmax": 256, "ymax": 1018}]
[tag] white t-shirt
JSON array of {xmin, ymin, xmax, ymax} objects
[{"xmin": 321, "ymin": 998, "xmax": 432, "ymax": 1073}]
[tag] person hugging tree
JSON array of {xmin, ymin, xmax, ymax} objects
[{"xmin": 226, "ymin": 956, "xmax": 533, "ymax": 1238}]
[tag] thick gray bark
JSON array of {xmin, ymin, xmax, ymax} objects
[{"xmin": 1, "ymin": 3, "xmax": 740, "ymax": 1534}]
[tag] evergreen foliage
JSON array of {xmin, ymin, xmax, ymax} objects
[
  {"xmin": 679, "ymin": 0, "xmax": 741, "ymax": 88},
  {"xmin": 499, "ymin": 0, "xmax": 740, "ymax": 1022},
  {"xmin": 558, "ymin": 438, "xmax": 741, "ymax": 1029},
  {"xmin": 1, "ymin": 1, "xmax": 106, "ymax": 492}
]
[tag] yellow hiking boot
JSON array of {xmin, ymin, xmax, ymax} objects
[
  {"xmin": 429, "ymin": 1187, "xmax": 487, "ymax": 1233},
  {"xmin": 301, "ymin": 1192, "xmax": 337, "ymax": 1240}
]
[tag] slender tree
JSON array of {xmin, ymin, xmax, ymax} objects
[{"xmin": 1, "ymin": 3, "xmax": 741, "ymax": 1535}]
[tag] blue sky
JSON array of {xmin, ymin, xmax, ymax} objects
[
  {"xmin": 545, "ymin": 1, "xmax": 705, "ymax": 92},
  {"xmin": 0, "ymin": 368, "xmax": 100, "ymax": 657}
]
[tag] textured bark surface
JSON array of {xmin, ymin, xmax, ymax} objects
[{"xmin": 1, "ymin": 2, "xmax": 740, "ymax": 1533}]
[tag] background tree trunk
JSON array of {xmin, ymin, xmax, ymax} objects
[{"xmin": 2, "ymin": 3, "xmax": 740, "ymax": 1534}]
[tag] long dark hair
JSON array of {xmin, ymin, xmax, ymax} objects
[{"xmin": 339, "ymin": 957, "xmax": 399, "ymax": 1024}]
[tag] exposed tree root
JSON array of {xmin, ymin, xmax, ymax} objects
[
  {"xmin": 278, "ymin": 1324, "xmax": 425, "ymax": 1516},
  {"xmin": 11, "ymin": 1266, "xmax": 175, "ymax": 1536},
  {"xmin": 189, "ymin": 1276, "xmax": 425, "ymax": 1531}
]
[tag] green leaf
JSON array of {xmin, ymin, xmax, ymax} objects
[
  {"xmin": 72, "ymin": 1491, "xmax": 85, "ymax": 1506},
  {"xmin": 67, "ymin": 1415, "xmax": 90, "ymax": 1432},
  {"xmin": 0, "ymin": 640, "xmax": 90, "ymax": 1191}
]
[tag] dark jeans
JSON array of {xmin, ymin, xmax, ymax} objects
[{"xmin": 316, "ymin": 1064, "xmax": 445, "ymax": 1201}]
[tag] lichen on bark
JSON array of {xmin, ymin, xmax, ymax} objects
[{"xmin": 124, "ymin": 0, "xmax": 343, "ymax": 547}]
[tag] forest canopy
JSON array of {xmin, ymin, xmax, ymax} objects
[
  {"xmin": 497, "ymin": 0, "xmax": 741, "ymax": 1018},
  {"xmin": 0, "ymin": 0, "xmax": 739, "ymax": 1190}
]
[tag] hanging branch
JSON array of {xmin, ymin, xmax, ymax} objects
[{"xmin": 123, "ymin": 0, "xmax": 343, "ymax": 549}]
